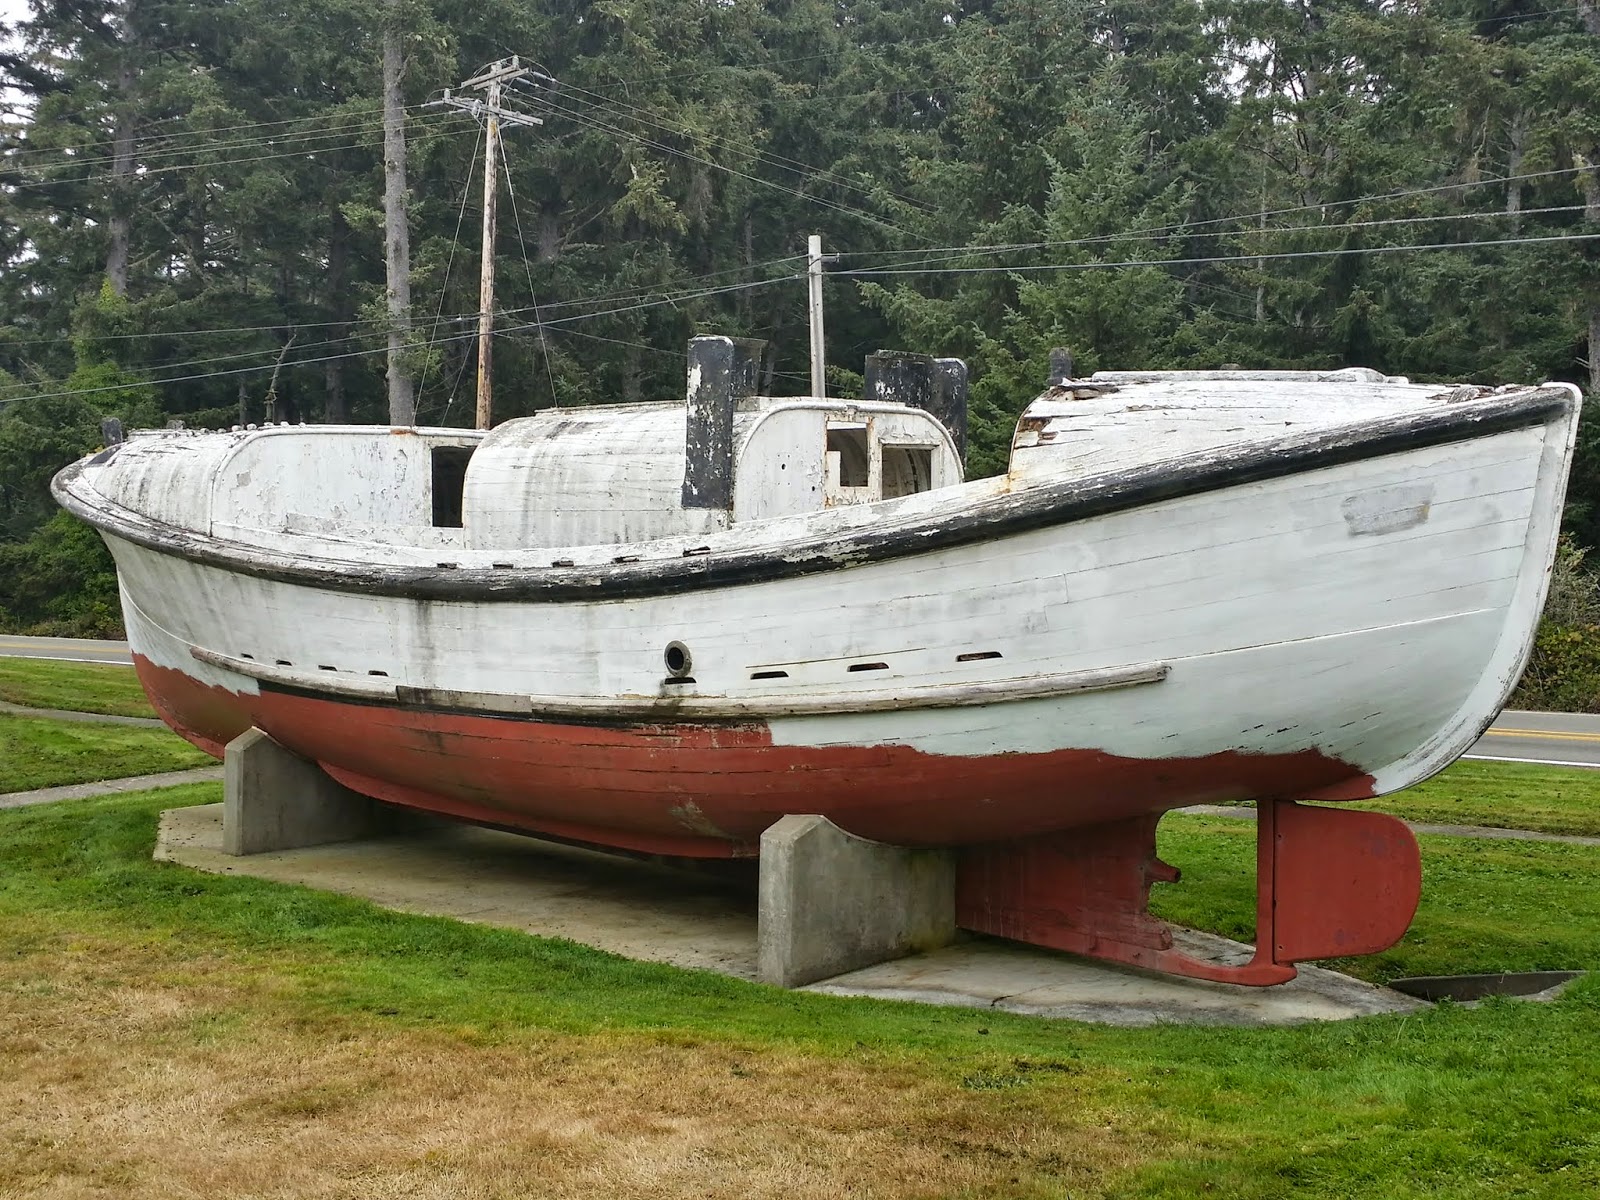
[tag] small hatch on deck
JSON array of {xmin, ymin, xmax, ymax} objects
[{"xmin": 431, "ymin": 446, "xmax": 474, "ymax": 528}]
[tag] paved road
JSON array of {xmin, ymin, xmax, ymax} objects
[
  {"xmin": 1465, "ymin": 709, "xmax": 1600, "ymax": 770},
  {"xmin": 0, "ymin": 634, "xmax": 131, "ymax": 665},
  {"xmin": 2, "ymin": 636, "xmax": 1598, "ymax": 768}
]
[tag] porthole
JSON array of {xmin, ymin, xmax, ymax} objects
[{"xmin": 664, "ymin": 641, "xmax": 693, "ymax": 679}]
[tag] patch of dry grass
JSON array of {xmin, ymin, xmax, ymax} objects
[{"xmin": 0, "ymin": 930, "xmax": 1141, "ymax": 1199}]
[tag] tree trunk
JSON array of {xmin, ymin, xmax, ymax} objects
[
  {"xmin": 762, "ymin": 322, "xmax": 781, "ymax": 395},
  {"xmin": 382, "ymin": 6, "xmax": 416, "ymax": 425},
  {"xmin": 1505, "ymin": 110, "xmax": 1527, "ymax": 231},
  {"xmin": 1590, "ymin": 306, "xmax": 1599, "ymax": 399},
  {"xmin": 537, "ymin": 205, "xmax": 560, "ymax": 262},
  {"xmin": 106, "ymin": 62, "xmax": 136, "ymax": 296},
  {"xmin": 623, "ymin": 341, "xmax": 641, "ymax": 405},
  {"xmin": 1578, "ymin": 152, "xmax": 1600, "ymax": 223},
  {"xmin": 740, "ymin": 211, "xmax": 754, "ymax": 324},
  {"xmin": 1581, "ymin": 150, "xmax": 1599, "ymax": 399},
  {"xmin": 325, "ymin": 204, "xmax": 351, "ymax": 423}
]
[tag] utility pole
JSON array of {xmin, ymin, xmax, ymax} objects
[
  {"xmin": 437, "ymin": 58, "xmax": 543, "ymax": 429},
  {"xmin": 807, "ymin": 234, "xmax": 828, "ymax": 399},
  {"xmin": 381, "ymin": 3, "xmax": 416, "ymax": 426}
]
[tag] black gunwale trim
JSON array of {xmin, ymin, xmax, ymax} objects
[{"xmin": 53, "ymin": 389, "xmax": 1572, "ymax": 605}]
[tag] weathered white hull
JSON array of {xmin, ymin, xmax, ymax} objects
[{"xmin": 80, "ymin": 403, "xmax": 1574, "ymax": 854}]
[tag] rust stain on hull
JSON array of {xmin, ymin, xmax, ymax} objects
[{"xmin": 136, "ymin": 656, "xmax": 1377, "ymax": 858}]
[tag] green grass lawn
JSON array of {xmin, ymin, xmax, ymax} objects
[
  {"xmin": 1, "ymin": 786, "xmax": 1596, "ymax": 1198},
  {"xmin": 0, "ymin": 656, "xmax": 154, "ymax": 717},
  {"xmin": 1353, "ymin": 758, "xmax": 1600, "ymax": 836},
  {"xmin": 0, "ymin": 713, "xmax": 212, "ymax": 793},
  {"xmin": 1210, "ymin": 758, "xmax": 1600, "ymax": 836}
]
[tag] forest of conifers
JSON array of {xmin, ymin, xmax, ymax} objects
[{"xmin": 1, "ymin": 0, "xmax": 1598, "ymax": 647}]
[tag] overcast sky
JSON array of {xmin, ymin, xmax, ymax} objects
[{"xmin": 1, "ymin": 0, "xmax": 26, "ymax": 57}]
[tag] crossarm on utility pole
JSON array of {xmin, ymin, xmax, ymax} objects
[{"xmin": 433, "ymin": 57, "xmax": 544, "ymax": 431}]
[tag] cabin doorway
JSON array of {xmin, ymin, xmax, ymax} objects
[
  {"xmin": 882, "ymin": 445, "xmax": 934, "ymax": 498},
  {"xmin": 431, "ymin": 446, "xmax": 475, "ymax": 528},
  {"xmin": 826, "ymin": 423, "xmax": 870, "ymax": 488}
]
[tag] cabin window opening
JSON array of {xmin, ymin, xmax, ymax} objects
[
  {"xmin": 431, "ymin": 446, "xmax": 474, "ymax": 528},
  {"xmin": 882, "ymin": 445, "xmax": 934, "ymax": 499},
  {"xmin": 826, "ymin": 424, "xmax": 870, "ymax": 488}
]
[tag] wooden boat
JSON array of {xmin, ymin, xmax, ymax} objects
[{"xmin": 54, "ymin": 337, "xmax": 1580, "ymax": 985}]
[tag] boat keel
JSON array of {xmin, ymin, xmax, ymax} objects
[{"xmin": 955, "ymin": 800, "xmax": 1421, "ymax": 986}]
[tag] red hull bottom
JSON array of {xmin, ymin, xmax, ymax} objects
[
  {"xmin": 136, "ymin": 655, "xmax": 1418, "ymax": 984},
  {"xmin": 135, "ymin": 655, "xmax": 1377, "ymax": 856}
]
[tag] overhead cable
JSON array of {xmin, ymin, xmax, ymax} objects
[{"xmin": 835, "ymin": 231, "xmax": 1600, "ymax": 278}]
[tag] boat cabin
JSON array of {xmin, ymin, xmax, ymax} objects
[
  {"xmin": 101, "ymin": 338, "xmax": 967, "ymax": 555},
  {"xmin": 464, "ymin": 339, "xmax": 966, "ymax": 549}
]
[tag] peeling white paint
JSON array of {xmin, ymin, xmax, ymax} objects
[{"xmin": 56, "ymin": 374, "xmax": 1581, "ymax": 809}]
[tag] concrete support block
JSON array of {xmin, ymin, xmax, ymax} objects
[
  {"xmin": 223, "ymin": 727, "xmax": 390, "ymax": 856},
  {"xmin": 758, "ymin": 814, "xmax": 956, "ymax": 988}
]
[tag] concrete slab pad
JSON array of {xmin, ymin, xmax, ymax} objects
[
  {"xmin": 157, "ymin": 803, "xmax": 759, "ymax": 978},
  {"xmin": 156, "ymin": 803, "xmax": 1425, "ymax": 1026}
]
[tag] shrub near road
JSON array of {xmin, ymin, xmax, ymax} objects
[{"xmin": 1512, "ymin": 540, "xmax": 1600, "ymax": 714}]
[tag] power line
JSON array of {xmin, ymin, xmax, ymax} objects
[
  {"xmin": 537, "ymin": 77, "xmax": 939, "ymax": 218},
  {"xmin": 849, "ymin": 168, "xmax": 1600, "ymax": 266},
  {"xmin": 0, "ymin": 254, "xmax": 807, "ymax": 351},
  {"xmin": 9, "ymin": 113, "xmax": 410, "ymax": 171},
  {"xmin": 490, "ymin": 255, "xmax": 807, "ymax": 324},
  {"xmin": 416, "ymin": 120, "xmax": 486, "ymax": 406},
  {"xmin": 844, "ymin": 204, "xmax": 1592, "ymax": 273},
  {"xmin": 500, "ymin": 141, "xmax": 561, "ymax": 407},
  {"xmin": 0, "ymin": 275, "xmax": 800, "ymax": 407},
  {"xmin": 6, "ymin": 227, "xmax": 1590, "ymax": 410},
  {"xmin": 1, "ymin": 99, "xmax": 451, "ymax": 164},
  {"xmin": 834, "ymin": 231, "xmax": 1600, "ymax": 279},
  {"xmin": 2, "ymin": 111, "xmax": 472, "ymax": 190},
  {"xmin": 532, "ymin": 91, "xmax": 918, "ymax": 239},
  {"xmin": 1473, "ymin": 4, "xmax": 1589, "ymax": 27}
]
